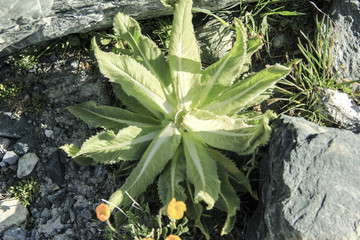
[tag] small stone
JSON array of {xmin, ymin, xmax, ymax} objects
[
  {"xmin": 3, "ymin": 151, "xmax": 19, "ymax": 165},
  {"xmin": 14, "ymin": 135, "xmax": 37, "ymax": 155},
  {"xmin": 60, "ymin": 212, "xmax": 70, "ymax": 224},
  {"xmin": 63, "ymin": 197, "xmax": 75, "ymax": 212},
  {"xmin": 0, "ymin": 161, "xmax": 6, "ymax": 167},
  {"xmin": 0, "ymin": 198, "xmax": 29, "ymax": 233},
  {"xmin": 44, "ymin": 130, "xmax": 53, "ymax": 138},
  {"xmin": 80, "ymin": 209, "xmax": 92, "ymax": 220},
  {"xmin": 47, "ymin": 190, "xmax": 66, "ymax": 206},
  {"xmin": 40, "ymin": 208, "xmax": 52, "ymax": 219},
  {"xmin": 272, "ymin": 34, "xmax": 285, "ymax": 49},
  {"xmin": 0, "ymin": 137, "xmax": 11, "ymax": 151},
  {"xmin": 17, "ymin": 152, "xmax": 39, "ymax": 178},
  {"xmin": 2, "ymin": 226, "xmax": 27, "ymax": 240}
]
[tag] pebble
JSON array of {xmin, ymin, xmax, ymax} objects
[
  {"xmin": 44, "ymin": 130, "xmax": 54, "ymax": 138},
  {"xmin": 0, "ymin": 137, "xmax": 11, "ymax": 151},
  {"xmin": 3, "ymin": 151, "xmax": 19, "ymax": 165},
  {"xmin": 47, "ymin": 190, "xmax": 66, "ymax": 206},
  {"xmin": 40, "ymin": 208, "xmax": 52, "ymax": 219},
  {"xmin": 80, "ymin": 209, "xmax": 92, "ymax": 220},
  {"xmin": 2, "ymin": 226, "xmax": 27, "ymax": 240},
  {"xmin": 17, "ymin": 152, "xmax": 39, "ymax": 178},
  {"xmin": 272, "ymin": 34, "xmax": 285, "ymax": 49}
]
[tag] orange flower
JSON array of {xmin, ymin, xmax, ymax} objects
[
  {"xmin": 142, "ymin": 238, "xmax": 154, "ymax": 240},
  {"xmin": 165, "ymin": 235, "xmax": 181, "ymax": 240},
  {"xmin": 96, "ymin": 203, "xmax": 110, "ymax": 221},
  {"xmin": 167, "ymin": 198, "xmax": 186, "ymax": 220}
]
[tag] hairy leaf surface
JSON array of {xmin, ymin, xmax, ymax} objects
[
  {"xmin": 216, "ymin": 166, "xmax": 240, "ymax": 235},
  {"xmin": 201, "ymin": 64, "xmax": 291, "ymax": 115},
  {"xmin": 158, "ymin": 147, "xmax": 187, "ymax": 205},
  {"xmin": 183, "ymin": 132, "xmax": 220, "ymax": 209},
  {"xmin": 199, "ymin": 18, "xmax": 247, "ymax": 105},
  {"xmin": 169, "ymin": 0, "xmax": 201, "ymax": 108},
  {"xmin": 113, "ymin": 12, "xmax": 174, "ymax": 97},
  {"xmin": 93, "ymin": 40, "xmax": 175, "ymax": 118},
  {"xmin": 75, "ymin": 126, "xmax": 160, "ymax": 163},
  {"xmin": 183, "ymin": 109, "xmax": 274, "ymax": 154},
  {"xmin": 107, "ymin": 122, "xmax": 181, "ymax": 210},
  {"xmin": 67, "ymin": 101, "xmax": 160, "ymax": 132},
  {"xmin": 208, "ymin": 148, "xmax": 254, "ymax": 196}
]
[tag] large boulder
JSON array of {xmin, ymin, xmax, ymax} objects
[
  {"xmin": 246, "ymin": 115, "xmax": 360, "ymax": 240},
  {"xmin": 0, "ymin": 198, "xmax": 29, "ymax": 234},
  {"xmin": 329, "ymin": 0, "xmax": 360, "ymax": 92},
  {"xmin": 0, "ymin": 0, "xmax": 248, "ymax": 57}
]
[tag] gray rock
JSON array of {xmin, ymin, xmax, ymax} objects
[
  {"xmin": 246, "ymin": 115, "xmax": 360, "ymax": 240},
  {"xmin": 0, "ymin": 0, "xmax": 248, "ymax": 57},
  {"xmin": 329, "ymin": 0, "xmax": 360, "ymax": 92},
  {"xmin": 37, "ymin": 212, "xmax": 64, "ymax": 237},
  {"xmin": 3, "ymin": 151, "xmax": 19, "ymax": 165},
  {"xmin": 46, "ymin": 151, "xmax": 65, "ymax": 185},
  {"xmin": 47, "ymin": 190, "xmax": 66, "ymax": 206},
  {"xmin": 2, "ymin": 226, "xmax": 27, "ymax": 240},
  {"xmin": 40, "ymin": 208, "xmax": 52, "ymax": 220},
  {"xmin": 17, "ymin": 152, "xmax": 39, "ymax": 178},
  {"xmin": 0, "ymin": 198, "xmax": 29, "ymax": 234},
  {"xmin": 0, "ymin": 112, "xmax": 29, "ymax": 139},
  {"xmin": 195, "ymin": 13, "xmax": 234, "ymax": 65},
  {"xmin": 316, "ymin": 88, "xmax": 360, "ymax": 133},
  {"xmin": 44, "ymin": 130, "xmax": 53, "ymax": 138},
  {"xmin": 14, "ymin": 134, "xmax": 37, "ymax": 155},
  {"xmin": 0, "ymin": 137, "xmax": 11, "ymax": 152}
]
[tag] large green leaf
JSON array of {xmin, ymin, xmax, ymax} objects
[
  {"xmin": 60, "ymin": 144, "xmax": 96, "ymax": 166},
  {"xmin": 93, "ymin": 39, "xmax": 175, "ymax": 118},
  {"xmin": 107, "ymin": 122, "xmax": 181, "ymax": 211},
  {"xmin": 158, "ymin": 146, "xmax": 187, "ymax": 205},
  {"xmin": 198, "ymin": 18, "xmax": 247, "ymax": 106},
  {"xmin": 67, "ymin": 101, "xmax": 160, "ymax": 132},
  {"xmin": 201, "ymin": 64, "xmax": 291, "ymax": 115},
  {"xmin": 182, "ymin": 132, "xmax": 220, "ymax": 209},
  {"xmin": 184, "ymin": 109, "xmax": 276, "ymax": 154},
  {"xmin": 112, "ymin": 83, "xmax": 154, "ymax": 116},
  {"xmin": 168, "ymin": 0, "xmax": 201, "ymax": 109},
  {"xmin": 113, "ymin": 12, "xmax": 174, "ymax": 98},
  {"xmin": 216, "ymin": 166, "xmax": 240, "ymax": 236},
  {"xmin": 75, "ymin": 126, "xmax": 161, "ymax": 163}
]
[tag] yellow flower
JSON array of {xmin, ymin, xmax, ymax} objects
[
  {"xmin": 167, "ymin": 198, "xmax": 186, "ymax": 220},
  {"xmin": 96, "ymin": 203, "xmax": 110, "ymax": 222},
  {"xmin": 142, "ymin": 238, "xmax": 154, "ymax": 240},
  {"xmin": 165, "ymin": 235, "xmax": 181, "ymax": 240}
]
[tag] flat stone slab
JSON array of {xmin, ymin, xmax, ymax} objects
[
  {"xmin": 0, "ymin": 0, "xmax": 249, "ymax": 57},
  {"xmin": 0, "ymin": 198, "xmax": 29, "ymax": 234}
]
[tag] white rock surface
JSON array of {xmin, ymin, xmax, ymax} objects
[
  {"xmin": 0, "ymin": 198, "xmax": 29, "ymax": 234},
  {"xmin": 17, "ymin": 152, "xmax": 40, "ymax": 178},
  {"xmin": 316, "ymin": 88, "xmax": 360, "ymax": 133}
]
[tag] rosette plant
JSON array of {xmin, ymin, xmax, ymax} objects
[{"xmin": 62, "ymin": 0, "xmax": 291, "ymax": 236}]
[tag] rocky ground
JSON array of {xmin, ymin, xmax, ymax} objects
[
  {"xmin": 0, "ymin": 0, "xmax": 359, "ymax": 239},
  {"xmin": 0, "ymin": 54, "xmax": 123, "ymax": 239}
]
